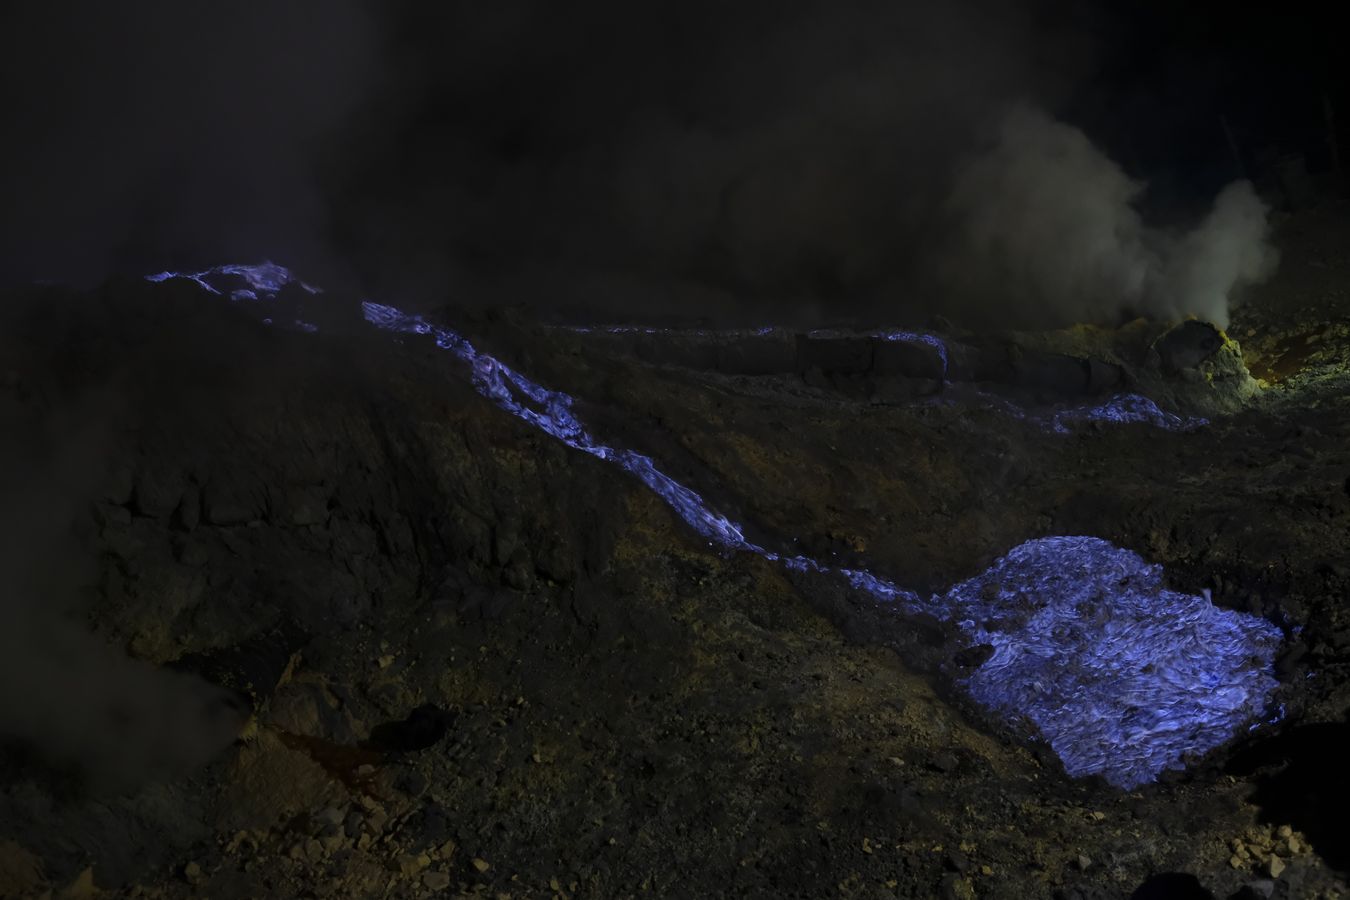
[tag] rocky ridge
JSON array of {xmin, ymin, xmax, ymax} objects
[{"xmin": 0, "ymin": 266, "xmax": 1347, "ymax": 898}]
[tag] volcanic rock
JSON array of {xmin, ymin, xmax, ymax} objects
[
  {"xmin": 1155, "ymin": 320, "xmax": 1226, "ymax": 372},
  {"xmin": 422, "ymin": 869, "xmax": 451, "ymax": 890},
  {"xmin": 3, "ymin": 255, "xmax": 1350, "ymax": 898}
]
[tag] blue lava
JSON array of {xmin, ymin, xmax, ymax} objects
[
  {"xmin": 943, "ymin": 537, "xmax": 1280, "ymax": 788},
  {"xmin": 875, "ymin": 329, "xmax": 951, "ymax": 378},
  {"xmin": 562, "ymin": 323, "xmax": 1209, "ymax": 431},
  {"xmin": 955, "ymin": 386, "xmax": 1208, "ymax": 434},
  {"xmin": 363, "ymin": 302, "xmax": 762, "ymax": 550},
  {"xmin": 147, "ymin": 264, "xmax": 1283, "ymax": 789},
  {"xmin": 1050, "ymin": 393, "xmax": 1207, "ymax": 433},
  {"xmin": 566, "ymin": 324, "xmax": 950, "ymax": 377},
  {"xmin": 147, "ymin": 261, "xmax": 319, "ymax": 297},
  {"xmin": 148, "ymin": 262, "xmax": 323, "ymax": 334}
]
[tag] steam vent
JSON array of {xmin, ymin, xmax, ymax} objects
[{"xmin": 4, "ymin": 4, "xmax": 1350, "ymax": 899}]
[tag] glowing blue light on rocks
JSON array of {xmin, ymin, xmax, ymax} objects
[
  {"xmin": 353, "ymin": 302, "xmax": 1276, "ymax": 788},
  {"xmin": 942, "ymin": 537, "xmax": 1281, "ymax": 788},
  {"xmin": 359, "ymin": 302, "xmax": 763, "ymax": 550},
  {"xmin": 964, "ymin": 389, "xmax": 1209, "ymax": 433},
  {"xmin": 146, "ymin": 261, "xmax": 319, "ymax": 298},
  {"xmin": 875, "ymin": 329, "xmax": 951, "ymax": 379},
  {"xmin": 1050, "ymin": 393, "xmax": 1207, "ymax": 433},
  {"xmin": 145, "ymin": 264, "xmax": 1282, "ymax": 789}
]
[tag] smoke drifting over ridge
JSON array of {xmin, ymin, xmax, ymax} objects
[
  {"xmin": 945, "ymin": 105, "xmax": 1275, "ymax": 327},
  {"xmin": 0, "ymin": 397, "xmax": 241, "ymax": 786},
  {"xmin": 327, "ymin": 1, "xmax": 1276, "ymax": 327},
  {"xmin": 0, "ymin": 1, "xmax": 1276, "ymax": 327},
  {"xmin": 0, "ymin": 0, "xmax": 377, "ymax": 287}
]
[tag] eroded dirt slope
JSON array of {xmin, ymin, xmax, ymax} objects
[{"xmin": 0, "ymin": 264, "xmax": 1347, "ymax": 899}]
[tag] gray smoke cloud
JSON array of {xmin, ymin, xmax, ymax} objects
[
  {"xmin": 943, "ymin": 104, "xmax": 1276, "ymax": 328},
  {"xmin": 330, "ymin": 2, "xmax": 1276, "ymax": 329},
  {"xmin": 0, "ymin": 0, "xmax": 377, "ymax": 287},
  {"xmin": 0, "ymin": 394, "xmax": 240, "ymax": 787},
  {"xmin": 0, "ymin": 1, "xmax": 1279, "ymax": 329},
  {"xmin": 1160, "ymin": 179, "xmax": 1279, "ymax": 327}
]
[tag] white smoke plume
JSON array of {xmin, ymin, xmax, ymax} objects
[
  {"xmin": 0, "ymin": 397, "xmax": 242, "ymax": 787},
  {"xmin": 1160, "ymin": 180, "xmax": 1279, "ymax": 326},
  {"xmin": 945, "ymin": 104, "xmax": 1277, "ymax": 328}
]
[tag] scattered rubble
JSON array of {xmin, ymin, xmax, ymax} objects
[{"xmin": 1, "ymin": 211, "xmax": 1349, "ymax": 897}]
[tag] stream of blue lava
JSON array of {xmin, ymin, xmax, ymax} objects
[{"xmin": 144, "ymin": 263, "xmax": 1283, "ymax": 790}]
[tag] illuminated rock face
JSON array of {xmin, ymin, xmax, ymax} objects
[
  {"xmin": 146, "ymin": 264, "xmax": 1284, "ymax": 790},
  {"xmin": 1049, "ymin": 393, "xmax": 1207, "ymax": 433},
  {"xmin": 146, "ymin": 261, "xmax": 319, "ymax": 298},
  {"xmin": 943, "ymin": 537, "xmax": 1282, "ymax": 788}
]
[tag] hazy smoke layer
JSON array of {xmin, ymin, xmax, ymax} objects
[
  {"xmin": 0, "ymin": 1, "xmax": 1278, "ymax": 328},
  {"xmin": 1160, "ymin": 180, "xmax": 1278, "ymax": 326},
  {"xmin": 946, "ymin": 105, "xmax": 1275, "ymax": 327},
  {"xmin": 0, "ymin": 397, "xmax": 239, "ymax": 786},
  {"xmin": 327, "ymin": 2, "xmax": 1278, "ymax": 327},
  {"xmin": 0, "ymin": 0, "xmax": 376, "ymax": 287}
]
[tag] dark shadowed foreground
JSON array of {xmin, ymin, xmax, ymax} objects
[{"xmin": 0, "ymin": 212, "xmax": 1349, "ymax": 898}]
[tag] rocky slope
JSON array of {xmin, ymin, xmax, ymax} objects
[{"xmin": 0, "ymin": 254, "xmax": 1347, "ymax": 898}]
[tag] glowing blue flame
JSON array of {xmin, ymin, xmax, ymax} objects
[
  {"xmin": 358, "ymin": 301, "xmax": 1278, "ymax": 788},
  {"xmin": 943, "ymin": 537, "xmax": 1280, "ymax": 787},
  {"xmin": 558, "ymin": 325, "xmax": 1215, "ymax": 430},
  {"xmin": 564, "ymin": 324, "xmax": 949, "ymax": 377},
  {"xmin": 146, "ymin": 261, "xmax": 319, "ymax": 298},
  {"xmin": 1050, "ymin": 393, "xmax": 1206, "ymax": 433},
  {"xmin": 964, "ymin": 388, "xmax": 1208, "ymax": 433},
  {"xmin": 878, "ymin": 330, "xmax": 951, "ymax": 378},
  {"xmin": 146, "ymin": 264, "xmax": 1282, "ymax": 789},
  {"xmin": 362, "ymin": 302, "xmax": 764, "ymax": 549}
]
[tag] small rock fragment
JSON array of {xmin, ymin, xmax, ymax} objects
[
  {"xmin": 59, "ymin": 867, "xmax": 98, "ymax": 899},
  {"xmin": 399, "ymin": 770, "xmax": 429, "ymax": 796},
  {"xmin": 939, "ymin": 873, "xmax": 975, "ymax": 900},
  {"xmin": 472, "ymin": 857, "xmax": 491, "ymax": 873},
  {"xmin": 366, "ymin": 808, "xmax": 389, "ymax": 834},
  {"xmin": 1266, "ymin": 856, "xmax": 1286, "ymax": 878},
  {"xmin": 315, "ymin": 806, "xmax": 346, "ymax": 827},
  {"xmin": 182, "ymin": 862, "xmax": 202, "ymax": 883},
  {"xmin": 423, "ymin": 870, "xmax": 451, "ymax": 890},
  {"xmin": 930, "ymin": 751, "xmax": 959, "ymax": 773}
]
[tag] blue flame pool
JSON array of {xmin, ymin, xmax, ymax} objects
[{"xmin": 146, "ymin": 263, "xmax": 1283, "ymax": 789}]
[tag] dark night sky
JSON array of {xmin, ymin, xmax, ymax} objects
[{"xmin": 0, "ymin": 1, "xmax": 1345, "ymax": 325}]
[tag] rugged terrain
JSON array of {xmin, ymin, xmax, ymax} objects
[{"xmin": 1, "ymin": 210, "xmax": 1349, "ymax": 899}]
